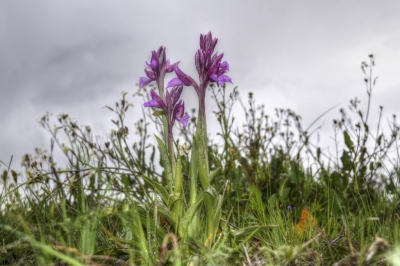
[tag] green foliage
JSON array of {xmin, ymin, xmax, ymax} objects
[{"xmin": 1, "ymin": 57, "xmax": 399, "ymax": 265}]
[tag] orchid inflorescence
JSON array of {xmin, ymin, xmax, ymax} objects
[
  {"xmin": 139, "ymin": 46, "xmax": 178, "ymax": 94},
  {"xmin": 167, "ymin": 32, "xmax": 232, "ymax": 93}
]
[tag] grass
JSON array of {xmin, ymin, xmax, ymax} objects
[{"xmin": 1, "ymin": 55, "xmax": 400, "ymax": 265}]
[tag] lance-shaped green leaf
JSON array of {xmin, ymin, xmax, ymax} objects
[
  {"xmin": 155, "ymin": 135, "xmax": 173, "ymax": 192},
  {"xmin": 341, "ymin": 150, "xmax": 352, "ymax": 171},
  {"xmin": 122, "ymin": 205, "xmax": 167, "ymax": 242},
  {"xmin": 213, "ymin": 195, "xmax": 223, "ymax": 237},
  {"xmin": 189, "ymin": 137, "xmax": 199, "ymax": 206},
  {"xmin": 129, "ymin": 204, "xmax": 150, "ymax": 263},
  {"xmin": 204, "ymin": 186, "xmax": 218, "ymax": 199},
  {"xmin": 168, "ymin": 194, "xmax": 180, "ymax": 209},
  {"xmin": 209, "ymin": 167, "xmax": 221, "ymax": 183},
  {"xmin": 343, "ymin": 130, "xmax": 354, "ymax": 152},
  {"xmin": 275, "ymin": 200, "xmax": 284, "ymax": 229},
  {"xmin": 158, "ymin": 205, "xmax": 177, "ymax": 230},
  {"xmin": 203, "ymin": 186, "xmax": 218, "ymax": 247},
  {"xmin": 179, "ymin": 192, "xmax": 204, "ymax": 237}
]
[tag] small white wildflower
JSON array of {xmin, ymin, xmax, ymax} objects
[
  {"xmin": 61, "ymin": 145, "xmax": 70, "ymax": 153},
  {"xmin": 182, "ymin": 142, "xmax": 191, "ymax": 154},
  {"xmin": 27, "ymin": 167, "xmax": 36, "ymax": 176}
]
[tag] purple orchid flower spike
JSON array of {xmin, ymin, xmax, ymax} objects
[
  {"xmin": 143, "ymin": 86, "xmax": 190, "ymax": 128},
  {"xmin": 139, "ymin": 47, "xmax": 179, "ymax": 93},
  {"xmin": 166, "ymin": 31, "xmax": 232, "ymax": 137},
  {"xmin": 167, "ymin": 32, "xmax": 232, "ymax": 99},
  {"xmin": 200, "ymin": 31, "xmax": 218, "ymax": 55}
]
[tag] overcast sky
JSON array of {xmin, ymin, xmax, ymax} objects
[{"xmin": 1, "ymin": 1, "xmax": 400, "ymax": 171}]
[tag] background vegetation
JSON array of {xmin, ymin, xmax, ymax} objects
[{"xmin": 0, "ymin": 55, "xmax": 399, "ymax": 265}]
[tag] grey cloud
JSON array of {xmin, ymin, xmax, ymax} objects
[{"xmin": 2, "ymin": 0, "xmax": 400, "ymax": 171}]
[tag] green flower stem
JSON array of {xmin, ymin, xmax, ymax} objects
[
  {"xmin": 196, "ymin": 98, "xmax": 210, "ymax": 189},
  {"xmin": 172, "ymin": 148, "xmax": 183, "ymax": 236},
  {"xmin": 196, "ymin": 97, "xmax": 215, "ymax": 246},
  {"xmin": 168, "ymin": 118, "xmax": 176, "ymax": 177},
  {"xmin": 159, "ymin": 78, "xmax": 176, "ymax": 181},
  {"xmin": 162, "ymin": 115, "xmax": 169, "ymax": 154},
  {"xmin": 187, "ymin": 138, "xmax": 199, "ymax": 238}
]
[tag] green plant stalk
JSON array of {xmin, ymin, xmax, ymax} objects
[
  {"xmin": 188, "ymin": 137, "xmax": 199, "ymax": 238},
  {"xmin": 196, "ymin": 100, "xmax": 215, "ymax": 246},
  {"xmin": 162, "ymin": 115, "xmax": 170, "ymax": 157},
  {"xmin": 157, "ymin": 77, "xmax": 170, "ymax": 154},
  {"xmin": 196, "ymin": 101, "xmax": 209, "ymax": 189},
  {"xmin": 172, "ymin": 148, "xmax": 183, "ymax": 236},
  {"xmin": 168, "ymin": 117, "xmax": 176, "ymax": 176}
]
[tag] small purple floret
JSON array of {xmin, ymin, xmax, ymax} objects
[
  {"xmin": 210, "ymin": 74, "xmax": 233, "ymax": 86},
  {"xmin": 167, "ymin": 77, "xmax": 186, "ymax": 88},
  {"xmin": 139, "ymin": 77, "xmax": 153, "ymax": 88},
  {"xmin": 174, "ymin": 100, "xmax": 190, "ymax": 128},
  {"xmin": 143, "ymin": 86, "xmax": 190, "ymax": 128},
  {"xmin": 143, "ymin": 89, "xmax": 166, "ymax": 109}
]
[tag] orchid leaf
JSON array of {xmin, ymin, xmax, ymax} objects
[
  {"xmin": 195, "ymin": 133, "xmax": 210, "ymax": 188},
  {"xmin": 180, "ymin": 192, "xmax": 204, "ymax": 236},
  {"xmin": 168, "ymin": 194, "xmax": 180, "ymax": 209},
  {"xmin": 204, "ymin": 186, "xmax": 218, "ymax": 199},
  {"xmin": 209, "ymin": 167, "xmax": 221, "ymax": 183},
  {"xmin": 155, "ymin": 135, "xmax": 173, "ymax": 192},
  {"xmin": 157, "ymin": 205, "xmax": 177, "ymax": 230},
  {"xmin": 213, "ymin": 195, "xmax": 223, "ymax": 235},
  {"xmin": 189, "ymin": 137, "xmax": 199, "ymax": 205}
]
